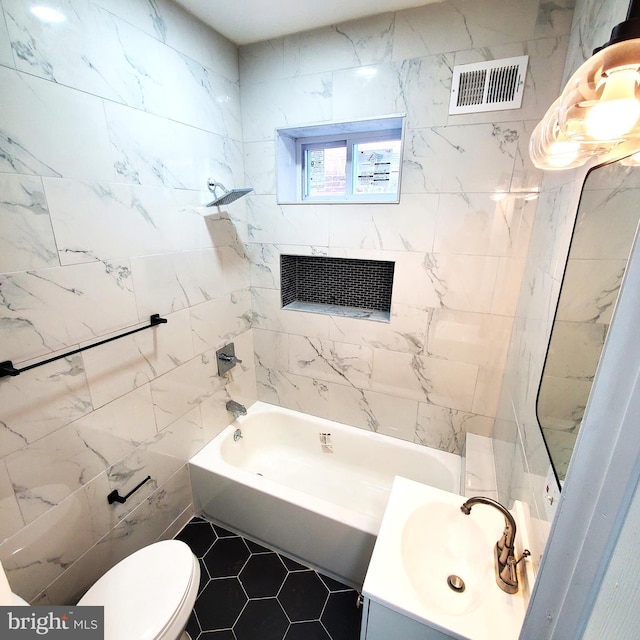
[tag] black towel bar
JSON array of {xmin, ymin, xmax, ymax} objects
[
  {"xmin": 0, "ymin": 314, "xmax": 168, "ymax": 379},
  {"xmin": 107, "ymin": 475, "xmax": 153, "ymax": 505}
]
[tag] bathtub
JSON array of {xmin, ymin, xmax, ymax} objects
[{"xmin": 189, "ymin": 401, "xmax": 461, "ymax": 587}]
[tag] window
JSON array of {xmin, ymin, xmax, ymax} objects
[{"xmin": 276, "ymin": 116, "xmax": 405, "ymax": 204}]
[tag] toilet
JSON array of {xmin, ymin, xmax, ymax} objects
[
  {"xmin": 3, "ymin": 540, "xmax": 200, "ymax": 640},
  {"xmin": 77, "ymin": 540, "xmax": 200, "ymax": 640}
]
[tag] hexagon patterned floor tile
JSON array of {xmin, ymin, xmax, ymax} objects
[{"xmin": 175, "ymin": 518, "xmax": 363, "ymax": 640}]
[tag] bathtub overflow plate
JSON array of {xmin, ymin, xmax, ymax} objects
[{"xmin": 447, "ymin": 575, "xmax": 466, "ymax": 593}]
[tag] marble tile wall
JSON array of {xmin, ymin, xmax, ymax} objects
[
  {"xmin": 0, "ymin": 0, "xmax": 254, "ymax": 605},
  {"xmin": 492, "ymin": 0, "xmax": 631, "ymax": 562},
  {"xmin": 240, "ymin": 0, "xmax": 574, "ymax": 453}
]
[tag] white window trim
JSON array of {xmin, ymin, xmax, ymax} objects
[{"xmin": 275, "ymin": 115, "xmax": 406, "ymax": 205}]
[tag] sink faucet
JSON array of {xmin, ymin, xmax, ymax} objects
[
  {"xmin": 226, "ymin": 400, "xmax": 247, "ymax": 419},
  {"xmin": 460, "ymin": 496, "xmax": 526, "ymax": 594}
]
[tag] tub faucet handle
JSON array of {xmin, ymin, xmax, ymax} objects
[{"xmin": 219, "ymin": 353, "xmax": 242, "ymax": 364}]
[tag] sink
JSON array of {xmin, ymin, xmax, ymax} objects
[
  {"xmin": 401, "ymin": 501, "xmax": 495, "ymax": 616},
  {"xmin": 363, "ymin": 476, "xmax": 531, "ymax": 640}
]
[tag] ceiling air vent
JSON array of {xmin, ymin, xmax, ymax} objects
[{"xmin": 449, "ymin": 55, "xmax": 528, "ymax": 115}]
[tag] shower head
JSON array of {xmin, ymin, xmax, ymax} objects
[{"xmin": 206, "ymin": 180, "xmax": 253, "ymax": 207}]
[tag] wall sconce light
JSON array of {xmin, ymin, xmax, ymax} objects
[{"xmin": 530, "ymin": 0, "xmax": 640, "ymax": 170}]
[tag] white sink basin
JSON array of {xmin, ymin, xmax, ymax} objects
[
  {"xmin": 401, "ymin": 501, "xmax": 495, "ymax": 617},
  {"xmin": 363, "ymin": 477, "xmax": 530, "ymax": 640}
]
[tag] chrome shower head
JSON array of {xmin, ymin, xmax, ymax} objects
[{"xmin": 206, "ymin": 180, "xmax": 253, "ymax": 207}]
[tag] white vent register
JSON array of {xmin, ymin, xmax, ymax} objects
[{"xmin": 449, "ymin": 56, "xmax": 528, "ymax": 114}]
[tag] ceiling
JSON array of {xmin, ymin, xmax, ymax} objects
[{"xmin": 174, "ymin": 0, "xmax": 442, "ymax": 45}]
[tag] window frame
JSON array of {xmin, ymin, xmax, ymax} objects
[
  {"xmin": 298, "ymin": 130, "xmax": 402, "ymax": 203},
  {"xmin": 275, "ymin": 115, "xmax": 406, "ymax": 205}
]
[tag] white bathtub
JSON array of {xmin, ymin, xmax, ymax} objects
[{"xmin": 189, "ymin": 401, "xmax": 461, "ymax": 587}]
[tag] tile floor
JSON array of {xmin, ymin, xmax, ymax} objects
[{"xmin": 175, "ymin": 517, "xmax": 363, "ymax": 640}]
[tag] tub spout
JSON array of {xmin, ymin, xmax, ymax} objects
[
  {"xmin": 460, "ymin": 496, "xmax": 524, "ymax": 594},
  {"xmin": 226, "ymin": 400, "xmax": 247, "ymax": 418}
]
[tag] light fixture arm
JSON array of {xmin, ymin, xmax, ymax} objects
[{"xmin": 594, "ymin": 0, "xmax": 640, "ymax": 53}]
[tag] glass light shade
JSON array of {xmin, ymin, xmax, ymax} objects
[{"xmin": 530, "ymin": 39, "xmax": 640, "ymax": 169}]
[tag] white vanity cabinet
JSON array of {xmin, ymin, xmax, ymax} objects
[{"xmin": 360, "ymin": 597, "xmax": 457, "ymax": 640}]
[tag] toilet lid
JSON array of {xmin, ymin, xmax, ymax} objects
[{"xmin": 78, "ymin": 540, "xmax": 195, "ymax": 640}]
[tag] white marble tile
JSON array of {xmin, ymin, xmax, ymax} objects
[
  {"xmin": 0, "ymin": 66, "xmax": 115, "ymax": 180},
  {"xmin": 150, "ymin": 351, "xmax": 222, "ymax": 431},
  {"xmin": 103, "ymin": 101, "xmax": 174, "ymax": 187},
  {"xmin": 332, "ymin": 63, "xmax": 402, "ymax": 123},
  {"xmin": 256, "ymin": 367, "xmax": 331, "ymax": 418},
  {"xmin": 493, "ymin": 260, "xmax": 524, "ymax": 322},
  {"xmin": 538, "ymin": 375, "xmax": 590, "ymax": 431},
  {"xmin": 329, "ymin": 383, "xmax": 419, "ymax": 441},
  {"xmin": 253, "ymin": 328, "xmax": 289, "ymax": 371},
  {"xmin": 103, "ymin": 409, "xmax": 201, "ymax": 524},
  {"xmin": 248, "ymin": 243, "xmax": 329, "ymax": 291},
  {"xmin": 387, "ymin": 251, "xmax": 443, "ymax": 308},
  {"xmin": 288, "ymin": 335, "xmax": 373, "ymax": 389},
  {"xmin": 94, "ymin": 0, "xmax": 233, "ymax": 80},
  {"xmin": 248, "ymin": 197, "xmax": 330, "ymax": 245},
  {"xmin": 427, "ymin": 309, "xmax": 512, "ymax": 370},
  {"xmin": 82, "ymin": 307, "xmax": 194, "ymax": 409},
  {"xmin": 200, "ymin": 26, "xmax": 239, "ymax": 82},
  {"xmin": 131, "ymin": 247, "xmax": 250, "ymax": 318},
  {"xmin": 241, "ymin": 73, "xmax": 333, "ymax": 142},
  {"xmin": 401, "ymin": 123, "xmax": 519, "ymax": 195},
  {"xmin": 434, "ymin": 193, "xmax": 534, "ymax": 258},
  {"xmin": 0, "ymin": 0, "xmax": 14, "ymax": 67},
  {"xmin": 5, "ymin": 0, "xmax": 167, "ymax": 114},
  {"xmin": 251, "ymin": 287, "xmax": 331, "ymax": 339},
  {"xmin": 0, "ymin": 354, "xmax": 92, "ymax": 458},
  {"xmin": 328, "ymin": 194, "xmax": 438, "ymax": 252},
  {"xmin": 282, "ymin": 13, "xmax": 394, "ymax": 77},
  {"xmin": 198, "ymin": 389, "xmax": 236, "ymax": 443},
  {"xmin": 163, "ymin": 50, "xmax": 242, "ymax": 139},
  {"xmin": 472, "ymin": 366, "xmax": 507, "ymax": 419},
  {"xmin": 371, "ymin": 348, "xmax": 478, "ymax": 411},
  {"xmin": 4, "ymin": 385, "xmax": 157, "ymax": 524},
  {"xmin": 534, "ymin": 0, "xmax": 576, "ymax": 39},
  {"xmin": 557, "ymin": 259, "xmax": 626, "ymax": 324},
  {"xmin": 239, "ymin": 38, "xmax": 286, "ymax": 85},
  {"xmin": 545, "ymin": 320, "xmax": 605, "ymax": 380},
  {"xmin": 0, "ymin": 259, "xmax": 137, "ymax": 363},
  {"xmin": 99, "ymin": 464, "xmax": 192, "ymax": 558},
  {"xmin": 0, "ymin": 174, "xmax": 58, "ymax": 273},
  {"xmin": 511, "ymin": 119, "xmax": 545, "ymax": 193},
  {"xmin": 562, "ymin": 0, "xmax": 626, "ymax": 82},
  {"xmin": 338, "ymin": 53, "xmax": 453, "ymax": 132},
  {"xmin": 244, "ymin": 141, "xmax": 276, "ymax": 196},
  {"xmin": 45, "ymin": 179, "xmax": 228, "ymax": 264},
  {"xmin": 0, "ymin": 460, "xmax": 23, "ymax": 543},
  {"xmin": 415, "ymin": 403, "xmax": 493, "ymax": 455},
  {"xmin": 393, "ymin": 0, "xmax": 539, "ymax": 60},
  {"xmin": 423, "ymin": 254, "xmax": 502, "ymax": 313},
  {"xmin": 571, "ymin": 186, "xmax": 640, "ymax": 260},
  {"xmin": 0, "ymin": 483, "xmax": 103, "ymax": 602},
  {"xmin": 44, "ymin": 179, "xmax": 182, "ymax": 264},
  {"xmin": 329, "ymin": 303, "xmax": 429, "ymax": 355},
  {"xmin": 190, "ymin": 289, "xmax": 251, "ymax": 355}
]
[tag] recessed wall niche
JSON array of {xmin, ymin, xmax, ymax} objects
[{"xmin": 280, "ymin": 255, "xmax": 395, "ymax": 322}]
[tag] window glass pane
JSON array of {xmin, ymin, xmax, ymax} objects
[
  {"xmin": 353, "ymin": 139, "xmax": 401, "ymax": 195},
  {"xmin": 306, "ymin": 146, "xmax": 346, "ymax": 197}
]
